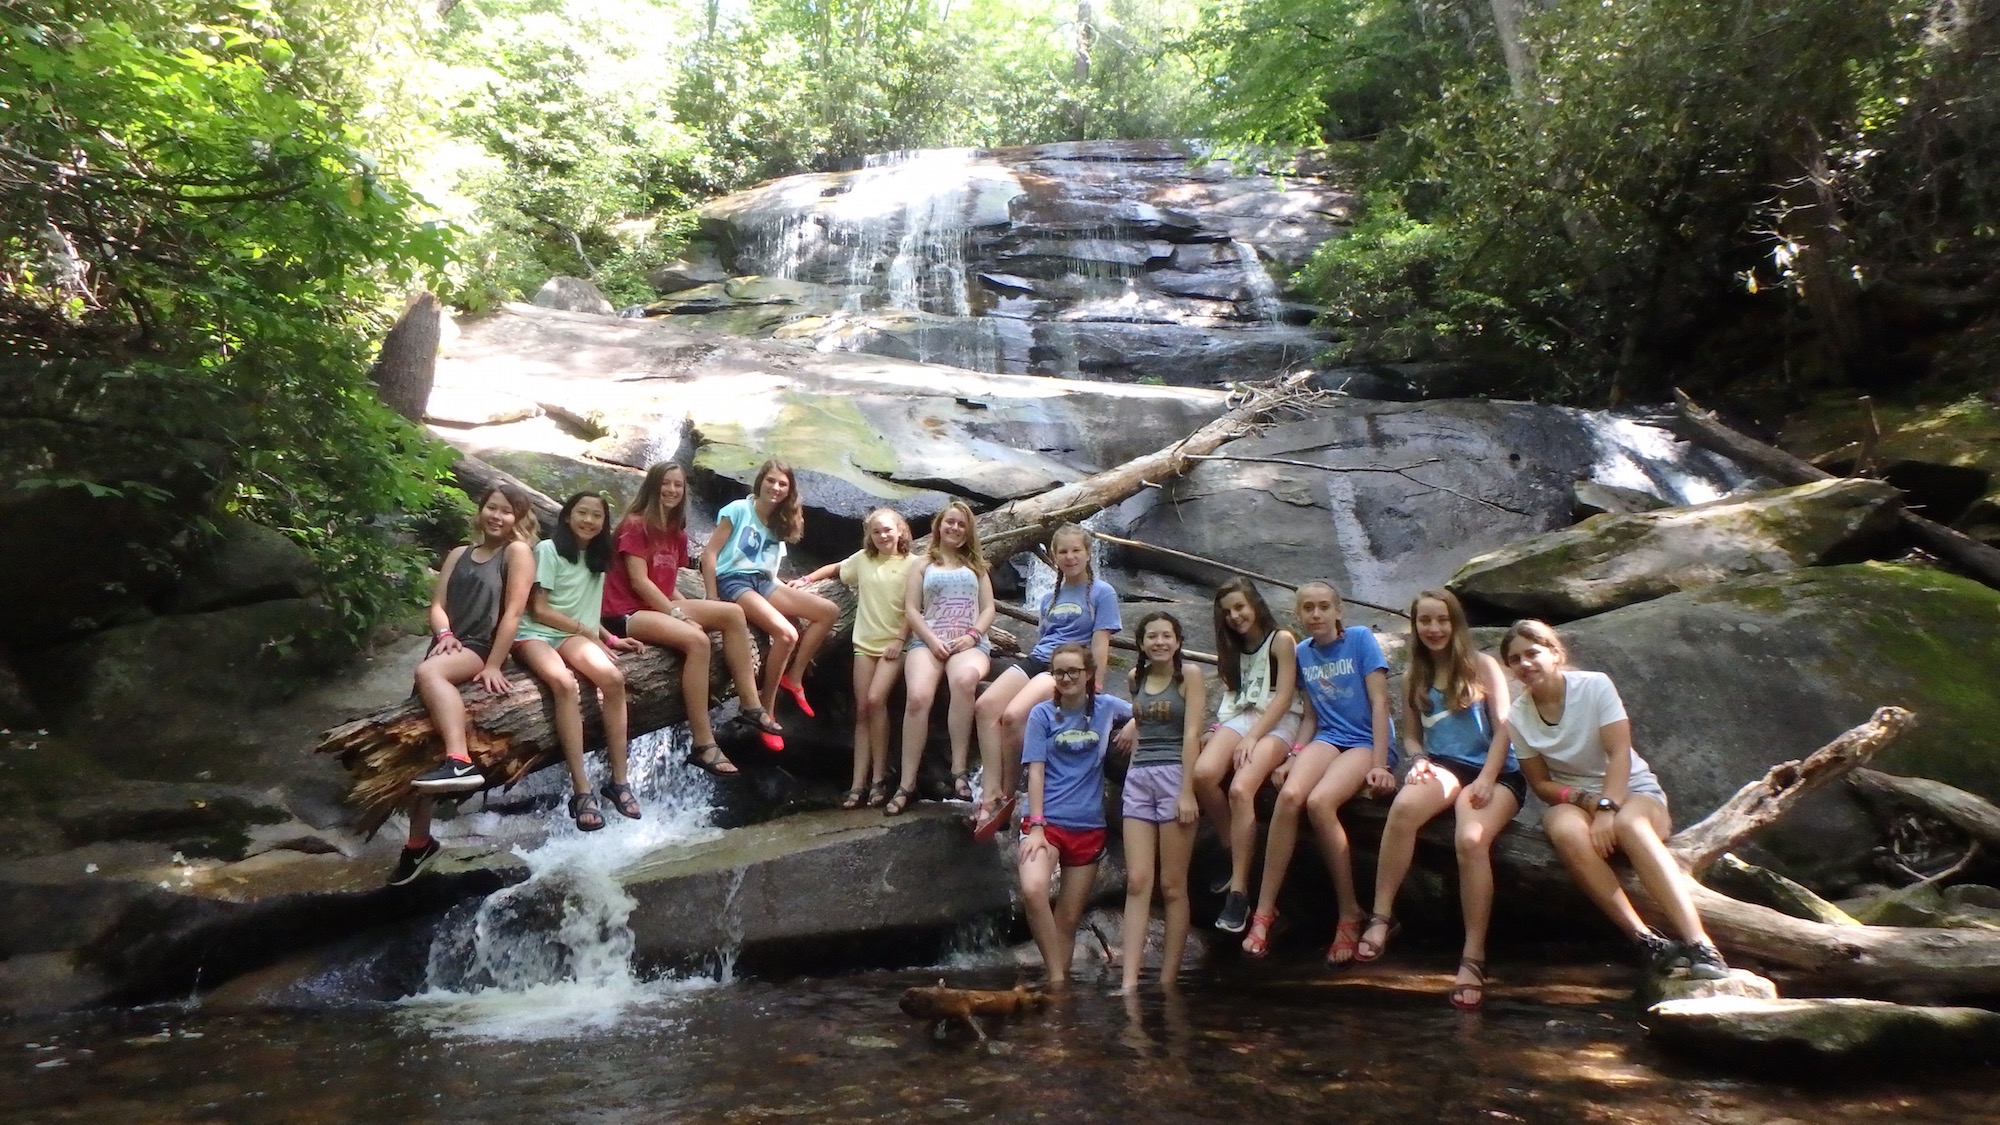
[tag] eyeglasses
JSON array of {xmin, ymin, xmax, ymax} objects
[{"xmin": 1051, "ymin": 667, "xmax": 1088, "ymax": 679}]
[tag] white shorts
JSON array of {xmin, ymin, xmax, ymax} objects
[{"xmin": 1217, "ymin": 707, "xmax": 1303, "ymax": 745}]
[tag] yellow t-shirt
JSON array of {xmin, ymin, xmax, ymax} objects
[{"xmin": 839, "ymin": 550, "xmax": 914, "ymax": 657}]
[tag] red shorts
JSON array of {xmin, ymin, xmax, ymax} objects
[{"xmin": 1025, "ymin": 822, "xmax": 1106, "ymax": 868}]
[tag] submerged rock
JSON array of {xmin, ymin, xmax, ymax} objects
[
  {"xmin": 1449, "ymin": 478, "xmax": 1904, "ymax": 621},
  {"xmin": 1646, "ymin": 996, "xmax": 2000, "ymax": 1070}
]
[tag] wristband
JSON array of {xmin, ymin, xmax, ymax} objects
[
  {"xmin": 1558, "ymin": 785, "xmax": 1573, "ymax": 806},
  {"xmin": 1024, "ymin": 815, "xmax": 1046, "ymax": 827},
  {"xmin": 436, "ymin": 628, "xmax": 453, "ymax": 639}
]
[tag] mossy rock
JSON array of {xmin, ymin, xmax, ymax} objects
[
  {"xmin": 1449, "ymin": 478, "xmax": 1903, "ymax": 620},
  {"xmin": 1557, "ymin": 563, "xmax": 2000, "ymax": 887},
  {"xmin": 1647, "ymin": 997, "xmax": 2000, "ymax": 1071},
  {"xmin": 1782, "ymin": 394, "xmax": 2000, "ymax": 542},
  {"xmin": 472, "ymin": 450, "xmax": 644, "ymax": 514}
]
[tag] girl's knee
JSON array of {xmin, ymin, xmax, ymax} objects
[
  {"xmin": 1227, "ymin": 773, "xmax": 1261, "ymax": 806},
  {"xmin": 548, "ymin": 670, "xmax": 581, "ymax": 698},
  {"xmin": 1158, "ymin": 875, "xmax": 1189, "ymax": 906},
  {"xmin": 1273, "ymin": 782, "xmax": 1310, "ymax": 817},
  {"xmin": 1455, "ymin": 822, "xmax": 1493, "ymax": 857},
  {"xmin": 770, "ymin": 621, "xmax": 799, "ymax": 647}
]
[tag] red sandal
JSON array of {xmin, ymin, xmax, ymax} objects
[
  {"xmin": 778, "ymin": 677, "xmax": 815, "ymax": 719},
  {"xmin": 1242, "ymin": 911, "xmax": 1279, "ymax": 958},
  {"xmin": 1325, "ymin": 917, "xmax": 1363, "ymax": 970}
]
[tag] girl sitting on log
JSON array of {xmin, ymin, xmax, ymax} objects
[
  {"xmin": 702, "ymin": 459, "xmax": 839, "ymax": 731},
  {"xmin": 796, "ymin": 507, "xmax": 918, "ymax": 810},
  {"xmin": 1191, "ymin": 577, "xmax": 1303, "ymax": 936},
  {"xmin": 1240, "ymin": 581, "xmax": 1394, "ymax": 957},
  {"xmin": 601, "ymin": 462, "xmax": 777, "ymax": 772},
  {"xmin": 1018, "ymin": 642, "xmax": 1134, "ymax": 987},
  {"xmin": 894, "ymin": 501, "xmax": 995, "ymax": 816},
  {"xmin": 390, "ymin": 484, "xmax": 536, "ymax": 885},
  {"xmin": 1117, "ymin": 611, "xmax": 1205, "ymax": 991},
  {"xmin": 973, "ymin": 523, "xmax": 1121, "ymax": 838},
  {"xmin": 1366, "ymin": 589, "xmax": 1525, "ymax": 1008},
  {"xmin": 513, "ymin": 491, "xmax": 646, "ymax": 831},
  {"xmin": 1501, "ymin": 619, "xmax": 1730, "ymax": 980}
]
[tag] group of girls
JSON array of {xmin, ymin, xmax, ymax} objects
[
  {"xmin": 388, "ymin": 460, "xmax": 836, "ymax": 885},
  {"xmin": 1021, "ymin": 577, "xmax": 1730, "ymax": 1007}
]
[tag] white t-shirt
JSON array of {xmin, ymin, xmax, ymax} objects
[{"xmin": 1507, "ymin": 670, "xmax": 1661, "ymax": 793}]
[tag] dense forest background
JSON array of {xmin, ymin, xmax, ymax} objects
[{"xmin": 4, "ymin": 0, "xmax": 1996, "ymax": 643}]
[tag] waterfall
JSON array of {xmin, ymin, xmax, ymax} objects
[
  {"xmin": 1581, "ymin": 411, "xmax": 1750, "ymax": 504},
  {"xmin": 399, "ymin": 726, "xmax": 730, "ymax": 1040}
]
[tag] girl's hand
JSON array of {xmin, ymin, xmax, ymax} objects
[
  {"xmin": 473, "ymin": 665, "xmax": 511, "ymax": 695},
  {"xmin": 430, "ymin": 633, "xmax": 464, "ymax": 657},
  {"xmin": 1175, "ymin": 791, "xmax": 1199, "ymax": 826},
  {"xmin": 1021, "ymin": 827, "xmax": 1050, "ymax": 863},
  {"xmin": 1405, "ymin": 756, "xmax": 1435, "ymax": 786},
  {"xmin": 1466, "ymin": 778, "xmax": 1495, "ymax": 810},
  {"xmin": 945, "ymin": 634, "xmax": 969, "ymax": 656},
  {"xmin": 927, "ymin": 640, "xmax": 950, "ymax": 662},
  {"xmin": 883, "ymin": 643, "xmax": 903, "ymax": 663},
  {"xmin": 787, "ymin": 576, "xmax": 813, "ymax": 589},
  {"xmin": 1112, "ymin": 719, "xmax": 1138, "ymax": 756},
  {"xmin": 1231, "ymin": 737, "xmax": 1254, "ymax": 771},
  {"xmin": 1589, "ymin": 810, "xmax": 1618, "ymax": 858},
  {"xmin": 1365, "ymin": 766, "xmax": 1397, "ymax": 797},
  {"xmin": 608, "ymin": 634, "xmax": 644, "ymax": 654}
]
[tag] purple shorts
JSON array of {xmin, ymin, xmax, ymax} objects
[{"xmin": 1121, "ymin": 762, "xmax": 1185, "ymax": 824}]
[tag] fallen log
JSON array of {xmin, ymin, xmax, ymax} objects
[
  {"xmin": 451, "ymin": 454, "xmax": 562, "ymax": 538},
  {"xmin": 1847, "ymin": 768, "xmax": 2000, "ymax": 853},
  {"xmin": 1673, "ymin": 389, "xmax": 2000, "ymax": 590}
]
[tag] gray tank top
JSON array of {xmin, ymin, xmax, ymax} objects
[
  {"xmin": 1130, "ymin": 673, "xmax": 1187, "ymax": 768},
  {"xmin": 444, "ymin": 544, "xmax": 510, "ymax": 655},
  {"xmin": 920, "ymin": 563, "xmax": 980, "ymax": 637}
]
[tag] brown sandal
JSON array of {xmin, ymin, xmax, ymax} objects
[
  {"xmin": 883, "ymin": 786, "xmax": 916, "ymax": 816},
  {"xmin": 599, "ymin": 780, "xmax": 642, "ymax": 820},
  {"xmin": 839, "ymin": 787, "xmax": 866, "ymax": 810},
  {"xmin": 1449, "ymin": 957, "xmax": 1488, "ymax": 1011}
]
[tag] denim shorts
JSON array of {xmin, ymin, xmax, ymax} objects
[
  {"xmin": 1121, "ymin": 762, "xmax": 1185, "ymax": 823},
  {"xmin": 716, "ymin": 572, "xmax": 776, "ymax": 602}
]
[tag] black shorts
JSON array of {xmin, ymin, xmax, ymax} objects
[
  {"xmin": 1433, "ymin": 757, "xmax": 1528, "ymax": 808},
  {"xmin": 601, "ymin": 614, "xmax": 630, "ymax": 639}
]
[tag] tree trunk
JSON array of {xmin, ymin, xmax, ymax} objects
[
  {"xmin": 451, "ymin": 454, "xmax": 561, "ymax": 539},
  {"xmin": 1849, "ymin": 768, "xmax": 2000, "ymax": 852},
  {"xmin": 1489, "ymin": 0, "xmax": 1535, "ymax": 96},
  {"xmin": 369, "ymin": 292, "xmax": 443, "ymax": 424}
]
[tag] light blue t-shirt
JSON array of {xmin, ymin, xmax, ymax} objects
[
  {"xmin": 1421, "ymin": 686, "xmax": 1519, "ymax": 773},
  {"xmin": 1031, "ymin": 578, "xmax": 1121, "ymax": 661},
  {"xmin": 712, "ymin": 497, "xmax": 786, "ymax": 579},
  {"xmin": 1297, "ymin": 626, "xmax": 1391, "ymax": 753},
  {"xmin": 1022, "ymin": 693, "xmax": 1135, "ymax": 830}
]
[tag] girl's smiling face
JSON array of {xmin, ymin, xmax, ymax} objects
[
  {"xmin": 478, "ymin": 491, "xmax": 519, "ymax": 541},
  {"xmin": 658, "ymin": 466, "xmax": 686, "ymax": 508},
  {"xmin": 870, "ymin": 513, "xmax": 906, "ymax": 554},
  {"xmin": 757, "ymin": 469, "xmax": 791, "ymax": 506},
  {"xmin": 1414, "ymin": 597, "xmax": 1454, "ymax": 653},
  {"xmin": 1050, "ymin": 653, "xmax": 1091, "ymax": 705},
  {"xmin": 1140, "ymin": 618, "xmax": 1180, "ymax": 666},
  {"xmin": 1051, "ymin": 534, "xmax": 1089, "ymax": 580},
  {"xmin": 938, "ymin": 507, "xmax": 969, "ymax": 550},
  {"xmin": 1504, "ymin": 639, "xmax": 1562, "ymax": 688},
  {"xmin": 568, "ymin": 495, "xmax": 608, "ymax": 543},
  {"xmin": 1219, "ymin": 591, "xmax": 1258, "ymax": 637}
]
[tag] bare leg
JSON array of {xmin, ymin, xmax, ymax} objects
[
  {"xmin": 899, "ymin": 646, "xmax": 946, "ymax": 792},
  {"xmin": 766, "ymin": 584, "xmax": 837, "ymax": 686},
  {"xmin": 513, "ymin": 640, "xmax": 587, "ymax": 792},
  {"xmin": 850, "ymin": 653, "xmax": 879, "ymax": 793},
  {"xmin": 412, "ymin": 649, "xmax": 487, "ymax": 762},
  {"xmin": 863, "ymin": 654, "xmax": 900, "ymax": 787},
  {"xmin": 623, "ymin": 610, "xmax": 718, "ymax": 746},
  {"xmin": 560, "ymin": 636, "xmax": 629, "ymax": 784},
  {"xmin": 1617, "ymin": 795, "xmax": 1714, "ymax": 945},
  {"xmin": 973, "ymin": 666, "xmax": 1028, "ymax": 816},
  {"xmin": 1120, "ymin": 818, "xmax": 1158, "ymax": 991},
  {"xmin": 995, "ymin": 674, "xmax": 1054, "ymax": 797},
  {"xmin": 1543, "ymin": 804, "xmax": 1649, "ymax": 937},
  {"xmin": 1018, "ymin": 841, "xmax": 1064, "ymax": 983},
  {"xmin": 676, "ymin": 599, "xmax": 765, "ymax": 715},
  {"xmin": 408, "ymin": 796, "xmax": 435, "ymax": 846},
  {"xmin": 1252, "ymin": 741, "xmax": 1341, "ymax": 920},
  {"xmin": 1372, "ymin": 766, "xmax": 1458, "ymax": 924},
  {"xmin": 1190, "ymin": 728, "xmax": 1239, "ymax": 845},
  {"xmin": 1157, "ymin": 817, "xmax": 1196, "ymax": 985},
  {"xmin": 1048, "ymin": 860, "xmax": 1100, "ymax": 985},
  {"xmin": 1455, "ymin": 785, "xmax": 1522, "ymax": 971},
  {"xmin": 943, "ymin": 648, "xmax": 990, "ymax": 780},
  {"xmin": 1224, "ymin": 735, "xmax": 1291, "ymax": 894},
  {"xmin": 733, "ymin": 589, "xmax": 798, "ymax": 714},
  {"xmin": 1305, "ymin": 748, "xmax": 1377, "ymax": 925}
]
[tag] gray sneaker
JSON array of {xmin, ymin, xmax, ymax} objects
[
  {"xmin": 411, "ymin": 758, "xmax": 484, "ymax": 794},
  {"xmin": 1215, "ymin": 890, "xmax": 1251, "ymax": 934},
  {"xmin": 1683, "ymin": 939, "xmax": 1731, "ymax": 981},
  {"xmin": 1633, "ymin": 928, "xmax": 1688, "ymax": 975}
]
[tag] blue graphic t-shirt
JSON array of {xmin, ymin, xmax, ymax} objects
[
  {"xmin": 1022, "ymin": 693, "xmax": 1135, "ymax": 830},
  {"xmin": 1297, "ymin": 626, "xmax": 1391, "ymax": 752},
  {"xmin": 1031, "ymin": 578, "xmax": 1121, "ymax": 661},
  {"xmin": 712, "ymin": 497, "xmax": 786, "ymax": 579}
]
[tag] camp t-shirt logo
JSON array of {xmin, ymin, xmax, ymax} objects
[
  {"xmin": 1053, "ymin": 727, "xmax": 1098, "ymax": 755},
  {"xmin": 1138, "ymin": 698, "xmax": 1175, "ymax": 723},
  {"xmin": 1045, "ymin": 597, "xmax": 1085, "ymax": 624},
  {"xmin": 1301, "ymin": 656, "xmax": 1358, "ymax": 702}
]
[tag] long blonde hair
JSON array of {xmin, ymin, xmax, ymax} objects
[
  {"xmin": 926, "ymin": 500, "xmax": 989, "ymax": 572},
  {"xmin": 1406, "ymin": 589, "xmax": 1482, "ymax": 715}
]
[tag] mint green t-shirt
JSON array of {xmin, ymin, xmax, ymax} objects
[{"xmin": 516, "ymin": 538, "xmax": 606, "ymax": 644}]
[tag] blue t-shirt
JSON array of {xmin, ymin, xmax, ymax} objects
[
  {"xmin": 1032, "ymin": 578, "xmax": 1121, "ymax": 661},
  {"xmin": 712, "ymin": 497, "xmax": 786, "ymax": 579},
  {"xmin": 1297, "ymin": 626, "xmax": 1390, "ymax": 752},
  {"xmin": 1421, "ymin": 686, "xmax": 1519, "ymax": 774},
  {"xmin": 1022, "ymin": 693, "xmax": 1135, "ymax": 830}
]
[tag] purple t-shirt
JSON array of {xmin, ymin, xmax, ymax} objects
[
  {"xmin": 1031, "ymin": 578, "xmax": 1121, "ymax": 662},
  {"xmin": 1022, "ymin": 693, "xmax": 1135, "ymax": 830}
]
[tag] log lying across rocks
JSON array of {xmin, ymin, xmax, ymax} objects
[{"xmin": 319, "ymin": 377, "xmax": 1320, "ymax": 830}]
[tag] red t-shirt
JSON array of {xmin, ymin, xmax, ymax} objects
[{"xmin": 601, "ymin": 517, "xmax": 688, "ymax": 619}]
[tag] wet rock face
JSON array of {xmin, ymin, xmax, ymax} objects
[
  {"xmin": 1449, "ymin": 478, "xmax": 1906, "ymax": 621},
  {"xmin": 1116, "ymin": 399, "xmax": 1748, "ymax": 614},
  {"xmin": 669, "ymin": 142, "xmax": 1355, "ymax": 385},
  {"xmin": 1646, "ymin": 996, "xmax": 2000, "ymax": 1072}
]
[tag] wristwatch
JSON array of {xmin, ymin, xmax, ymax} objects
[{"xmin": 1596, "ymin": 796, "xmax": 1621, "ymax": 813}]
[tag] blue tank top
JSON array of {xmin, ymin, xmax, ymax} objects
[{"xmin": 1420, "ymin": 686, "xmax": 1518, "ymax": 773}]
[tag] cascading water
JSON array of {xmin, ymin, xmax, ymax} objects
[
  {"xmin": 399, "ymin": 726, "xmax": 731, "ymax": 1040},
  {"xmin": 1582, "ymin": 411, "xmax": 1749, "ymax": 504}
]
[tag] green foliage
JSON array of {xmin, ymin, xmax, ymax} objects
[{"xmin": 1, "ymin": 0, "xmax": 457, "ymax": 647}]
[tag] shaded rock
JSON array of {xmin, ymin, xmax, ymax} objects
[
  {"xmin": 1572, "ymin": 479, "xmax": 1671, "ymax": 519},
  {"xmin": 168, "ymin": 515, "xmax": 321, "ymax": 613},
  {"xmin": 1646, "ymin": 996, "xmax": 2000, "ymax": 1071},
  {"xmin": 0, "ymin": 654, "xmax": 42, "ymax": 731},
  {"xmin": 1122, "ymin": 399, "xmax": 1748, "ymax": 612},
  {"xmin": 1945, "ymin": 883, "xmax": 2000, "ymax": 911},
  {"xmin": 48, "ymin": 782, "xmax": 289, "ymax": 859},
  {"xmin": 616, "ymin": 806, "xmax": 1014, "ymax": 975},
  {"xmin": 532, "ymin": 276, "xmax": 615, "ymax": 316},
  {"xmin": 1848, "ymin": 883, "xmax": 1947, "ymax": 927},
  {"xmin": 647, "ymin": 246, "xmax": 730, "ymax": 294},
  {"xmin": 1449, "ymin": 478, "xmax": 1904, "ymax": 621},
  {"xmin": 1783, "ymin": 392, "xmax": 2000, "ymax": 545},
  {"xmin": 1555, "ymin": 563, "xmax": 2000, "ymax": 888}
]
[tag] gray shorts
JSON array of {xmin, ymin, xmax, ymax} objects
[
  {"xmin": 1121, "ymin": 762, "xmax": 1185, "ymax": 823},
  {"xmin": 717, "ymin": 572, "xmax": 776, "ymax": 602}
]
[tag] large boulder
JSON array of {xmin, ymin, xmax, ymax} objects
[
  {"xmin": 1449, "ymin": 478, "xmax": 1904, "ymax": 621},
  {"xmin": 168, "ymin": 515, "xmax": 322, "ymax": 614},
  {"xmin": 1118, "ymin": 399, "xmax": 1748, "ymax": 612},
  {"xmin": 1646, "ymin": 996, "xmax": 2000, "ymax": 1070},
  {"xmin": 1555, "ymin": 563, "xmax": 2000, "ymax": 889},
  {"xmin": 532, "ymin": 276, "xmax": 615, "ymax": 316},
  {"xmin": 1783, "ymin": 393, "xmax": 2000, "ymax": 545}
]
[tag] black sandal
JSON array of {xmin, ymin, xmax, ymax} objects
[
  {"xmin": 739, "ymin": 706, "xmax": 783, "ymax": 736},
  {"xmin": 866, "ymin": 779, "xmax": 893, "ymax": 807},
  {"xmin": 569, "ymin": 791, "xmax": 605, "ymax": 832},
  {"xmin": 1450, "ymin": 957, "xmax": 1488, "ymax": 1011},
  {"xmin": 685, "ymin": 743, "xmax": 739, "ymax": 777},
  {"xmin": 950, "ymin": 770, "xmax": 974, "ymax": 802},
  {"xmin": 883, "ymin": 786, "xmax": 916, "ymax": 816},
  {"xmin": 840, "ymin": 787, "xmax": 866, "ymax": 810},
  {"xmin": 600, "ymin": 780, "xmax": 642, "ymax": 820}
]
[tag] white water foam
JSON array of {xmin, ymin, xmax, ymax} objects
[
  {"xmin": 399, "ymin": 727, "xmax": 735, "ymax": 1041},
  {"xmin": 1581, "ymin": 412, "xmax": 1741, "ymax": 505}
]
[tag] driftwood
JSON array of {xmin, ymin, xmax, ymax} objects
[
  {"xmin": 1672, "ymin": 389, "xmax": 2000, "ymax": 589},
  {"xmin": 1848, "ymin": 769, "xmax": 2000, "ymax": 853},
  {"xmin": 898, "ymin": 979, "xmax": 1045, "ymax": 1042}
]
